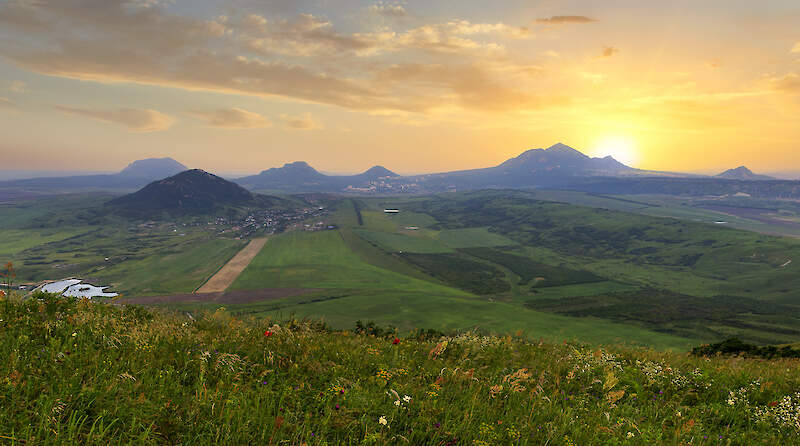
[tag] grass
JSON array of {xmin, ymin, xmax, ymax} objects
[
  {"xmin": 0, "ymin": 228, "xmax": 89, "ymax": 259},
  {"xmin": 355, "ymin": 229, "xmax": 454, "ymax": 254},
  {"xmin": 92, "ymin": 238, "xmax": 245, "ymax": 296},
  {"xmin": 229, "ymin": 231, "xmax": 465, "ymax": 295},
  {"xmin": 1, "ymin": 295, "xmax": 799, "ymax": 444},
  {"xmin": 435, "ymin": 227, "xmax": 517, "ymax": 248}
]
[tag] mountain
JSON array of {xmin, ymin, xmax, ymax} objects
[
  {"xmin": 715, "ymin": 166, "xmax": 774, "ymax": 181},
  {"xmin": 118, "ymin": 158, "xmax": 188, "ymax": 179},
  {"xmin": 237, "ymin": 162, "xmax": 398, "ymax": 192},
  {"xmin": 0, "ymin": 157, "xmax": 188, "ymax": 191},
  {"xmin": 349, "ymin": 166, "xmax": 397, "ymax": 180},
  {"xmin": 107, "ymin": 169, "xmax": 283, "ymax": 217},
  {"xmin": 496, "ymin": 143, "xmax": 632, "ymax": 174}
]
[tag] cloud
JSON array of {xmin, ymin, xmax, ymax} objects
[
  {"xmin": 535, "ymin": 16, "xmax": 596, "ymax": 25},
  {"xmin": 792, "ymin": 42, "xmax": 800, "ymax": 53},
  {"xmin": 279, "ymin": 113, "xmax": 319, "ymax": 130},
  {"xmin": 188, "ymin": 108, "xmax": 272, "ymax": 129},
  {"xmin": 54, "ymin": 106, "xmax": 175, "ymax": 132},
  {"xmin": 0, "ymin": 97, "xmax": 16, "ymax": 109},
  {"xmin": 8, "ymin": 81, "xmax": 26, "ymax": 93},
  {"xmin": 369, "ymin": 3, "xmax": 407, "ymax": 18},
  {"xmin": 0, "ymin": 0, "xmax": 549, "ymax": 116},
  {"xmin": 767, "ymin": 73, "xmax": 800, "ymax": 93},
  {"xmin": 599, "ymin": 46, "xmax": 619, "ymax": 58}
]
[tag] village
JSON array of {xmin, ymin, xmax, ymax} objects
[{"xmin": 202, "ymin": 205, "xmax": 331, "ymax": 239}]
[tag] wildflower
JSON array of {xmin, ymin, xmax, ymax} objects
[
  {"xmin": 335, "ymin": 404, "xmax": 340, "ymax": 410},
  {"xmin": 394, "ymin": 400, "xmax": 401, "ymax": 406},
  {"xmin": 264, "ymin": 330, "xmax": 273, "ymax": 337},
  {"xmin": 403, "ymin": 395, "xmax": 412, "ymax": 403},
  {"xmin": 379, "ymin": 416, "xmax": 388, "ymax": 426},
  {"xmin": 392, "ymin": 337, "xmax": 400, "ymax": 345},
  {"xmin": 71, "ymin": 332, "xmax": 77, "ymax": 337},
  {"xmin": 626, "ymin": 431, "xmax": 635, "ymax": 438}
]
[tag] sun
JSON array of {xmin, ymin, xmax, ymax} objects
[{"xmin": 591, "ymin": 136, "xmax": 639, "ymax": 167}]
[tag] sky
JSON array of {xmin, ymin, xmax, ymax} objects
[{"xmin": 0, "ymin": 0, "xmax": 798, "ymax": 176}]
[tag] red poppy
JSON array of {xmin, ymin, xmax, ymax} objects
[
  {"xmin": 769, "ymin": 401, "xmax": 779, "ymax": 407},
  {"xmin": 392, "ymin": 337, "xmax": 400, "ymax": 345},
  {"xmin": 264, "ymin": 330, "xmax": 273, "ymax": 337}
]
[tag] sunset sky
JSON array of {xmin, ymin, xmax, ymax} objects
[{"xmin": 0, "ymin": 0, "xmax": 798, "ymax": 175}]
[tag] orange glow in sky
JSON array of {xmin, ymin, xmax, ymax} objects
[{"xmin": 0, "ymin": 1, "xmax": 798, "ymax": 175}]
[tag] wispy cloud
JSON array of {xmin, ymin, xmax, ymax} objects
[
  {"xmin": 535, "ymin": 16, "xmax": 596, "ymax": 25},
  {"xmin": 279, "ymin": 113, "xmax": 319, "ymax": 130},
  {"xmin": 54, "ymin": 106, "xmax": 174, "ymax": 132},
  {"xmin": 8, "ymin": 81, "xmax": 26, "ymax": 93},
  {"xmin": 188, "ymin": 108, "xmax": 272, "ymax": 129},
  {"xmin": 0, "ymin": 96, "xmax": 16, "ymax": 109},
  {"xmin": 767, "ymin": 72, "xmax": 800, "ymax": 93},
  {"xmin": 369, "ymin": 2, "xmax": 407, "ymax": 18}
]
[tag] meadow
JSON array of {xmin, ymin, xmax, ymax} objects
[{"xmin": 1, "ymin": 295, "xmax": 799, "ymax": 445}]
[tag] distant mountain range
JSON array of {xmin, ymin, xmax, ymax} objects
[
  {"xmin": 106, "ymin": 169, "xmax": 287, "ymax": 217},
  {"xmin": 0, "ymin": 157, "xmax": 187, "ymax": 191},
  {"xmin": 1, "ymin": 144, "xmax": 795, "ymax": 198}
]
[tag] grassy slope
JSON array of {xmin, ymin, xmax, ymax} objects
[
  {"xmin": 227, "ymin": 205, "xmax": 695, "ymax": 351},
  {"xmin": 435, "ymin": 227, "xmax": 517, "ymax": 248},
  {"xmin": 1, "ymin": 297, "xmax": 798, "ymax": 445}
]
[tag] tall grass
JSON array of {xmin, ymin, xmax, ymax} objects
[{"xmin": 1, "ymin": 294, "xmax": 798, "ymax": 444}]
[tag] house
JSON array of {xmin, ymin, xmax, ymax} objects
[{"xmin": 384, "ymin": 209, "xmax": 400, "ymax": 214}]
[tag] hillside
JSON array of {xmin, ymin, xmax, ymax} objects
[
  {"xmin": 107, "ymin": 169, "xmax": 284, "ymax": 217},
  {"xmin": 1, "ymin": 295, "xmax": 798, "ymax": 444}
]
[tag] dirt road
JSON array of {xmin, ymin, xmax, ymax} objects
[{"xmin": 197, "ymin": 237, "xmax": 269, "ymax": 293}]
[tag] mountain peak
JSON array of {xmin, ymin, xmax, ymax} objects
[
  {"xmin": 108, "ymin": 168, "xmax": 255, "ymax": 216},
  {"xmin": 360, "ymin": 165, "xmax": 397, "ymax": 178},
  {"xmin": 715, "ymin": 166, "xmax": 774, "ymax": 180},
  {"xmin": 119, "ymin": 157, "xmax": 187, "ymax": 179},
  {"xmin": 546, "ymin": 142, "xmax": 585, "ymax": 156}
]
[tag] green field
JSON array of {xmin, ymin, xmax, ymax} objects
[
  {"xmin": 354, "ymin": 229, "xmax": 454, "ymax": 253},
  {"xmin": 4, "ymin": 190, "xmax": 800, "ymax": 350},
  {"xmin": 0, "ymin": 194, "xmax": 249, "ymax": 295},
  {"xmin": 435, "ymin": 227, "xmax": 517, "ymax": 248},
  {"xmin": 230, "ymin": 230, "xmax": 464, "ymax": 295}
]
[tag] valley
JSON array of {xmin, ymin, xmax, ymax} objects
[{"xmin": 5, "ymin": 183, "xmax": 800, "ymax": 351}]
